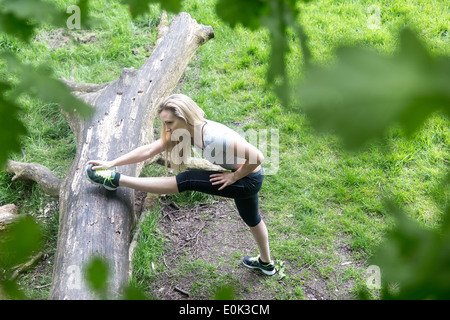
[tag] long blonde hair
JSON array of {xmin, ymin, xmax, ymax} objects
[{"xmin": 158, "ymin": 94, "xmax": 206, "ymax": 170}]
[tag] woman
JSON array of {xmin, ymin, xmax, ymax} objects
[{"xmin": 86, "ymin": 94, "xmax": 275, "ymax": 276}]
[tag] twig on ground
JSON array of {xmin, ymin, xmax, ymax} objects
[
  {"xmin": 174, "ymin": 286, "xmax": 190, "ymax": 297},
  {"xmin": 185, "ymin": 223, "xmax": 205, "ymax": 241}
]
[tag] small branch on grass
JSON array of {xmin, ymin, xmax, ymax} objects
[
  {"xmin": 174, "ymin": 286, "xmax": 190, "ymax": 297},
  {"xmin": 185, "ymin": 223, "xmax": 206, "ymax": 241},
  {"xmin": 6, "ymin": 161, "xmax": 62, "ymax": 197},
  {"xmin": 163, "ymin": 256, "xmax": 170, "ymax": 269},
  {"xmin": 10, "ymin": 251, "xmax": 44, "ymax": 280},
  {"xmin": 35, "ymin": 283, "xmax": 51, "ymax": 290}
]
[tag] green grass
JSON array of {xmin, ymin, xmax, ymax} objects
[{"xmin": 1, "ymin": 0, "xmax": 449, "ymax": 299}]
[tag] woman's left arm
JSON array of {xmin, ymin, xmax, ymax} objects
[{"xmin": 209, "ymin": 139, "xmax": 264, "ymax": 190}]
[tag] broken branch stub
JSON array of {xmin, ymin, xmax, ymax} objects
[{"xmin": 6, "ymin": 161, "xmax": 62, "ymax": 197}]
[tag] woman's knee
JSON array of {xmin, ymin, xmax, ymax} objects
[{"xmin": 234, "ymin": 196, "xmax": 261, "ymax": 227}]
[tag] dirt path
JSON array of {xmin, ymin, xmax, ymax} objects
[
  {"xmin": 147, "ymin": 196, "xmax": 275, "ymax": 300},
  {"xmin": 145, "ymin": 194, "xmax": 365, "ymax": 300},
  {"xmin": 19, "ymin": 192, "xmax": 362, "ymax": 300}
]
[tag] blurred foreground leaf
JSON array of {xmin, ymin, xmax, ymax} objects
[
  {"xmin": 2, "ymin": 52, "xmax": 94, "ymax": 118},
  {"xmin": 84, "ymin": 256, "xmax": 110, "ymax": 299},
  {"xmin": 0, "ymin": 0, "xmax": 64, "ymax": 42},
  {"xmin": 370, "ymin": 200, "xmax": 450, "ymax": 299},
  {"xmin": 216, "ymin": 0, "xmax": 311, "ymax": 105},
  {"xmin": 0, "ymin": 214, "xmax": 42, "ymax": 299},
  {"xmin": 121, "ymin": 284, "xmax": 149, "ymax": 300},
  {"xmin": 0, "ymin": 81, "xmax": 27, "ymax": 167},
  {"xmin": 214, "ymin": 284, "xmax": 235, "ymax": 300},
  {"xmin": 84, "ymin": 255, "xmax": 150, "ymax": 300},
  {"xmin": 0, "ymin": 215, "xmax": 42, "ymax": 269},
  {"xmin": 0, "ymin": 12, "xmax": 35, "ymax": 42},
  {"xmin": 2, "ymin": 0, "xmax": 67, "ymax": 28},
  {"xmin": 215, "ymin": 0, "xmax": 270, "ymax": 30},
  {"xmin": 122, "ymin": 0, "xmax": 183, "ymax": 18},
  {"xmin": 0, "ymin": 53, "xmax": 94, "ymax": 167},
  {"xmin": 294, "ymin": 28, "xmax": 450, "ymax": 149},
  {"xmin": 0, "ymin": 0, "xmax": 95, "ymax": 41}
]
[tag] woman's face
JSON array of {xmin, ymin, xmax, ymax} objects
[{"xmin": 160, "ymin": 109, "xmax": 186, "ymax": 133}]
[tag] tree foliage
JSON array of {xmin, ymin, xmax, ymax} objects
[
  {"xmin": 0, "ymin": 0, "xmax": 94, "ymax": 169},
  {"xmin": 295, "ymin": 28, "xmax": 450, "ymax": 150},
  {"xmin": 0, "ymin": 0, "xmax": 449, "ymax": 300}
]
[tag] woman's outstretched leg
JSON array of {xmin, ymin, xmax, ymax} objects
[
  {"xmin": 85, "ymin": 164, "xmax": 179, "ymax": 194},
  {"xmin": 119, "ymin": 175, "xmax": 179, "ymax": 194}
]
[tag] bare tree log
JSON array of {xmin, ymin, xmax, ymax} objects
[
  {"xmin": 6, "ymin": 161, "xmax": 62, "ymax": 197},
  {"xmin": 49, "ymin": 13, "xmax": 214, "ymax": 300}
]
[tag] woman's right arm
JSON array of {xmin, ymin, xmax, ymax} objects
[{"xmin": 87, "ymin": 139, "xmax": 165, "ymax": 170}]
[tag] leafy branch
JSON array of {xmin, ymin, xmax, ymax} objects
[
  {"xmin": 0, "ymin": 0, "xmax": 95, "ymax": 169},
  {"xmin": 0, "ymin": 0, "xmax": 449, "ymax": 300}
]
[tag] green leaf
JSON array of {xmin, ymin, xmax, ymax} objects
[
  {"xmin": 370, "ymin": 202, "xmax": 450, "ymax": 299},
  {"xmin": 0, "ymin": 215, "xmax": 42, "ymax": 270},
  {"xmin": 0, "ymin": 0, "xmax": 96, "ymax": 41},
  {"xmin": 121, "ymin": 284, "xmax": 149, "ymax": 300},
  {"xmin": 2, "ymin": 0, "xmax": 67, "ymax": 27},
  {"xmin": 0, "ymin": 82, "xmax": 27, "ymax": 168},
  {"xmin": 84, "ymin": 256, "xmax": 109, "ymax": 296},
  {"xmin": 73, "ymin": 0, "xmax": 100, "ymax": 30},
  {"xmin": 156, "ymin": 0, "xmax": 183, "ymax": 14},
  {"xmin": 214, "ymin": 285, "xmax": 235, "ymax": 300},
  {"xmin": 215, "ymin": 0, "xmax": 307, "ymax": 105},
  {"xmin": 0, "ymin": 278, "xmax": 27, "ymax": 300},
  {"xmin": 294, "ymin": 28, "xmax": 450, "ymax": 150},
  {"xmin": 122, "ymin": 0, "xmax": 183, "ymax": 18},
  {"xmin": 0, "ymin": 12, "xmax": 35, "ymax": 42},
  {"xmin": 215, "ymin": 0, "xmax": 270, "ymax": 30},
  {"xmin": 1, "ymin": 52, "xmax": 94, "ymax": 118},
  {"xmin": 122, "ymin": 0, "xmax": 150, "ymax": 18},
  {"xmin": 261, "ymin": 0, "xmax": 289, "ymax": 83}
]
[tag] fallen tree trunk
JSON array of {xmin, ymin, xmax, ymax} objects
[{"xmin": 48, "ymin": 13, "xmax": 214, "ymax": 300}]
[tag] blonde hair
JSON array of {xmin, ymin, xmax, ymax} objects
[{"xmin": 158, "ymin": 94, "xmax": 206, "ymax": 170}]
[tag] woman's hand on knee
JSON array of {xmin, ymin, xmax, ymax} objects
[{"xmin": 209, "ymin": 171, "xmax": 237, "ymax": 190}]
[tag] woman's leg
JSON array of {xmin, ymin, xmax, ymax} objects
[
  {"xmin": 118, "ymin": 175, "xmax": 179, "ymax": 194},
  {"xmin": 119, "ymin": 171, "xmax": 271, "ymax": 262},
  {"xmin": 234, "ymin": 195, "xmax": 272, "ymax": 264},
  {"xmin": 249, "ymin": 219, "xmax": 271, "ymax": 263}
]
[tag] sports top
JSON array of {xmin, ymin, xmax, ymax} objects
[{"xmin": 193, "ymin": 120, "xmax": 247, "ymax": 171}]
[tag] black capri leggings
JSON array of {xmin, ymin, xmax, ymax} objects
[{"xmin": 175, "ymin": 168, "xmax": 264, "ymax": 227}]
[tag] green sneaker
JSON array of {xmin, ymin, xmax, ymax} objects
[
  {"xmin": 242, "ymin": 255, "xmax": 276, "ymax": 276},
  {"xmin": 85, "ymin": 164, "xmax": 120, "ymax": 191}
]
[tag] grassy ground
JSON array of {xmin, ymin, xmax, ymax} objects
[{"xmin": 1, "ymin": 0, "xmax": 449, "ymax": 299}]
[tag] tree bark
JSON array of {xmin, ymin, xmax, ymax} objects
[{"xmin": 48, "ymin": 13, "xmax": 214, "ymax": 300}]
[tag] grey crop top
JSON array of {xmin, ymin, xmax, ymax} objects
[{"xmin": 193, "ymin": 120, "xmax": 247, "ymax": 170}]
